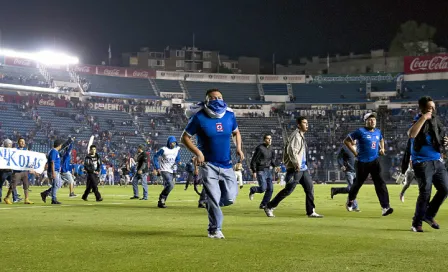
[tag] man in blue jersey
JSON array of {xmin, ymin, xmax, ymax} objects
[
  {"xmin": 99, "ymin": 163, "xmax": 107, "ymax": 186},
  {"xmin": 60, "ymin": 138, "xmax": 77, "ymax": 197},
  {"xmin": 181, "ymin": 89, "xmax": 244, "ymax": 239},
  {"xmin": 153, "ymin": 137, "xmax": 180, "ymax": 208},
  {"xmin": 407, "ymin": 96, "xmax": 448, "ymax": 232},
  {"xmin": 40, "ymin": 139, "xmax": 64, "ymax": 204},
  {"xmin": 344, "ymin": 112, "xmax": 393, "ymax": 216},
  {"xmin": 264, "ymin": 116, "xmax": 323, "ymax": 218},
  {"xmin": 331, "ymin": 144, "xmax": 359, "ymax": 211}
]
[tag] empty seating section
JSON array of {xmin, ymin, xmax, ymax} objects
[
  {"xmin": 370, "ymin": 82, "xmax": 396, "ymax": 92},
  {"xmin": 83, "ymin": 74, "xmax": 156, "ymax": 96},
  {"xmin": 396, "ymin": 80, "xmax": 448, "ymax": 101},
  {"xmin": 291, "ymin": 83, "xmax": 367, "ymax": 103},
  {"xmin": 185, "ymin": 82, "xmax": 259, "ymax": 102},
  {"xmin": 0, "ymin": 103, "xmax": 37, "ymax": 140},
  {"xmin": 0, "ymin": 65, "xmax": 47, "ymax": 87},
  {"xmin": 154, "ymin": 79, "xmax": 183, "ymax": 93},
  {"xmin": 263, "ymin": 84, "xmax": 288, "ymax": 95},
  {"xmin": 48, "ymin": 69, "xmax": 72, "ymax": 82}
]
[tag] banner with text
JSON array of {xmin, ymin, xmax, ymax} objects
[
  {"xmin": 88, "ymin": 103, "xmax": 124, "ymax": 111},
  {"xmin": 0, "ymin": 148, "xmax": 47, "ymax": 174},
  {"xmin": 404, "ymin": 54, "xmax": 448, "ymax": 74},
  {"xmin": 309, "ymin": 73, "xmax": 400, "ymax": 84},
  {"xmin": 97, "ymin": 66, "xmax": 126, "ymax": 77},
  {"xmin": 258, "ymin": 75, "xmax": 306, "ymax": 84},
  {"xmin": 4, "ymin": 56, "xmax": 37, "ymax": 68},
  {"xmin": 126, "ymin": 68, "xmax": 156, "ymax": 79},
  {"xmin": 159, "ymin": 92, "xmax": 185, "ymax": 99},
  {"xmin": 156, "ymin": 71, "xmax": 257, "ymax": 83},
  {"xmin": 298, "ymin": 109, "xmax": 372, "ymax": 117}
]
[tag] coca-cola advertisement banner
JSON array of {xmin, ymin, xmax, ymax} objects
[
  {"xmin": 404, "ymin": 55, "xmax": 448, "ymax": 74},
  {"xmin": 5, "ymin": 56, "xmax": 36, "ymax": 68},
  {"xmin": 97, "ymin": 66, "xmax": 126, "ymax": 77},
  {"xmin": 126, "ymin": 68, "xmax": 156, "ymax": 79},
  {"xmin": 37, "ymin": 98, "xmax": 68, "ymax": 107},
  {"xmin": 73, "ymin": 65, "xmax": 96, "ymax": 74}
]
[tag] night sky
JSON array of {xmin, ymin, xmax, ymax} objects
[{"xmin": 1, "ymin": 0, "xmax": 447, "ymax": 65}]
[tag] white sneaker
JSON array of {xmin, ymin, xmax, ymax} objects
[
  {"xmin": 382, "ymin": 207, "xmax": 394, "ymax": 216},
  {"xmin": 346, "ymin": 202, "xmax": 353, "ymax": 212},
  {"xmin": 264, "ymin": 207, "xmax": 275, "ymax": 217},
  {"xmin": 249, "ymin": 192, "xmax": 254, "ymax": 201},
  {"xmin": 308, "ymin": 209, "xmax": 323, "ymax": 218},
  {"xmin": 208, "ymin": 230, "xmax": 225, "ymax": 239},
  {"xmin": 400, "ymin": 194, "xmax": 404, "ymax": 203}
]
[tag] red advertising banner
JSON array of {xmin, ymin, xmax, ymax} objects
[
  {"xmin": 404, "ymin": 54, "xmax": 448, "ymax": 74},
  {"xmin": 73, "ymin": 65, "xmax": 96, "ymax": 74},
  {"xmin": 126, "ymin": 68, "xmax": 156, "ymax": 79},
  {"xmin": 97, "ymin": 66, "xmax": 126, "ymax": 77},
  {"xmin": 4, "ymin": 56, "xmax": 36, "ymax": 68}
]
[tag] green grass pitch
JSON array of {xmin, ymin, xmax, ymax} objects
[{"xmin": 1, "ymin": 184, "xmax": 447, "ymax": 272}]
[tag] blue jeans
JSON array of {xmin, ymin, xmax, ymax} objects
[
  {"xmin": 0, "ymin": 171, "xmax": 20, "ymax": 202},
  {"xmin": 249, "ymin": 169, "xmax": 273, "ymax": 206},
  {"xmin": 132, "ymin": 173, "xmax": 148, "ymax": 199},
  {"xmin": 43, "ymin": 172, "xmax": 61, "ymax": 202},
  {"xmin": 159, "ymin": 172, "xmax": 174, "ymax": 201},
  {"xmin": 201, "ymin": 162, "xmax": 238, "ymax": 232},
  {"xmin": 346, "ymin": 172, "xmax": 358, "ymax": 209}
]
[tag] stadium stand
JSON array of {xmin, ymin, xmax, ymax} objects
[
  {"xmin": 82, "ymin": 74, "xmax": 156, "ymax": 96},
  {"xmin": 0, "ymin": 65, "xmax": 48, "ymax": 87},
  {"xmin": 154, "ymin": 79, "xmax": 183, "ymax": 93},
  {"xmin": 262, "ymin": 84, "xmax": 289, "ymax": 95},
  {"xmin": 291, "ymin": 83, "xmax": 367, "ymax": 103},
  {"xmin": 184, "ymin": 81, "xmax": 259, "ymax": 102}
]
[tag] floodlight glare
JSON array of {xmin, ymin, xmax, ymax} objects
[{"xmin": 0, "ymin": 49, "xmax": 79, "ymax": 65}]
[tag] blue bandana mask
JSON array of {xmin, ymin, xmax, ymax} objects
[{"xmin": 204, "ymin": 99, "xmax": 228, "ymax": 118}]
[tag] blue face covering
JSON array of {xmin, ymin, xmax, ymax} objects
[{"xmin": 206, "ymin": 99, "xmax": 227, "ymax": 114}]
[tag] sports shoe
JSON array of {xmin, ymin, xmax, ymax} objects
[
  {"xmin": 24, "ymin": 199, "xmax": 34, "ymax": 204},
  {"xmin": 14, "ymin": 198, "xmax": 23, "ymax": 203},
  {"xmin": 411, "ymin": 225, "xmax": 423, "ymax": 232},
  {"xmin": 139, "ymin": 198, "xmax": 148, "ymax": 200},
  {"xmin": 346, "ymin": 201, "xmax": 353, "ymax": 212},
  {"xmin": 330, "ymin": 188, "xmax": 336, "ymax": 199},
  {"xmin": 308, "ymin": 209, "xmax": 323, "ymax": 218},
  {"xmin": 249, "ymin": 192, "xmax": 254, "ymax": 201},
  {"xmin": 382, "ymin": 207, "xmax": 394, "ymax": 216},
  {"xmin": 423, "ymin": 217, "xmax": 440, "ymax": 229},
  {"xmin": 96, "ymin": 198, "xmax": 103, "ymax": 202},
  {"xmin": 69, "ymin": 193, "xmax": 77, "ymax": 198},
  {"xmin": 82, "ymin": 197, "xmax": 88, "ymax": 201},
  {"xmin": 259, "ymin": 204, "xmax": 266, "ymax": 209},
  {"xmin": 40, "ymin": 192, "xmax": 47, "ymax": 203},
  {"xmin": 3, "ymin": 197, "xmax": 12, "ymax": 205},
  {"xmin": 130, "ymin": 196, "xmax": 139, "ymax": 200},
  {"xmin": 158, "ymin": 202, "xmax": 167, "ymax": 208},
  {"xmin": 51, "ymin": 200, "xmax": 62, "ymax": 205},
  {"xmin": 400, "ymin": 194, "xmax": 404, "ymax": 203},
  {"xmin": 264, "ymin": 206, "xmax": 275, "ymax": 217},
  {"xmin": 208, "ymin": 230, "xmax": 225, "ymax": 239},
  {"xmin": 198, "ymin": 203, "xmax": 206, "ymax": 209},
  {"xmin": 353, "ymin": 207, "xmax": 361, "ymax": 212},
  {"xmin": 240, "ymin": 185, "xmax": 243, "ymax": 189}
]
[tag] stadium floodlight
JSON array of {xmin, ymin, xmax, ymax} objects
[{"xmin": 0, "ymin": 49, "xmax": 79, "ymax": 65}]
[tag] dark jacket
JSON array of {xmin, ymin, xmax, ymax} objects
[
  {"xmin": 337, "ymin": 145, "xmax": 356, "ymax": 173},
  {"xmin": 250, "ymin": 144, "xmax": 276, "ymax": 172},
  {"xmin": 401, "ymin": 138, "xmax": 412, "ymax": 174},
  {"xmin": 136, "ymin": 151, "xmax": 148, "ymax": 174},
  {"xmin": 84, "ymin": 153, "xmax": 101, "ymax": 174},
  {"xmin": 413, "ymin": 115, "xmax": 444, "ymax": 153}
]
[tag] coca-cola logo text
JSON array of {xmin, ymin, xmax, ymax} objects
[
  {"xmin": 14, "ymin": 58, "xmax": 31, "ymax": 67},
  {"xmin": 103, "ymin": 69, "xmax": 121, "ymax": 76},
  {"xmin": 39, "ymin": 99, "xmax": 55, "ymax": 106},
  {"xmin": 75, "ymin": 66, "xmax": 92, "ymax": 73},
  {"xmin": 132, "ymin": 71, "xmax": 149, "ymax": 78},
  {"xmin": 407, "ymin": 55, "xmax": 448, "ymax": 73}
]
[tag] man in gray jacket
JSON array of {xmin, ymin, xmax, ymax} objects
[{"xmin": 264, "ymin": 116, "xmax": 323, "ymax": 218}]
